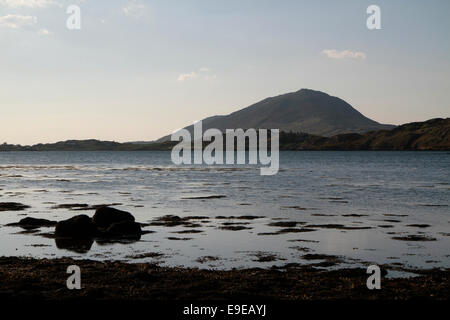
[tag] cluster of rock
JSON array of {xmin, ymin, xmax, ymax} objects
[{"xmin": 54, "ymin": 207, "xmax": 142, "ymax": 239}]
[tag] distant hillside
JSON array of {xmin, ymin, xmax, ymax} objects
[
  {"xmin": 0, "ymin": 118, "xmax": 448, "ymax": 152},
  {"xmin": 157, "ymin": 89, "xmax": 395, "ymax": 142},
  {"xmin": 0, "ymin": 139, "xmax": 174, "ymax": 152},
  {"xmin": 279, "ymin": 118, "xmax": 450, "ymax": 151}
]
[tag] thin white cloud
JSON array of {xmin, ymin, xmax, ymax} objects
[
  {"xmin": 123, "ymin": 0, "xmax": 148, "ymax": 19},
  {"xmin": 322, "ymin": 49, "xmax": 366, "ymax": 60},
  {"xmin": 37, "ymin": 27, "xmax": 51, "ymax": 35},
  {"xmin": 177, "ymin": 72, "xmax": 198, "ymax": 82},
  {"xmin": 177, "ymin": 67, "xmax": 215, "ymax": 82},
  {"xmin": 0, "ymin": 0, "xmax": 59, "ymax": 8},
  {"xmin": 0, "ymin": 14, "xmax": 37, "ymax": 28}
]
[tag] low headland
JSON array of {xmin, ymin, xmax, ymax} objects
[{"xmin": 1, "ymin": 118, "xmax": 449, "ymax": 152}]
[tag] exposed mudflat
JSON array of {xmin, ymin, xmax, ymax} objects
[{"xmin": 0, "ymin": 202, "xmax": 30, "ymax": 211}]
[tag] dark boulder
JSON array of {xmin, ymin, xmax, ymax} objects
[
  {"xmin": 55, "ymin": 215, "xmax": 97, "ymax": 238},
  {"xmin": 92, "ymin": 207, "xmax": 135, "ymax": 229},
  {"xmin": 7, "ymin": 217, "xmax": 57, "ymax": 229},
  {"xmin": 106, "ymin": 221, "xmax": 142, "ymax": 238}
]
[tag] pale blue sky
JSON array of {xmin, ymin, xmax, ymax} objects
[{"xmin": 1, "ymin": 0, "xmax": 449, "ymax": 144}]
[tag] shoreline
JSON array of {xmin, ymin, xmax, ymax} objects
[
  {"xmin": 0, "ymin": 257, "xmax": 448, "ymax": 300},
  {"xmin": 1, "ymin": 118, "xmax": 449, "ymax": 152}
]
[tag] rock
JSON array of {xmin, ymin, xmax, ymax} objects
[
  {"xmin": 0, "ymin": 202, "xmax": 30, "ymax": 211},
  {"xmin": 106, "ymin": 221, "xmax": 142, "ymax": 238},
  {"xmin": 6, "ymin": 217, "xmax": 57, "ymax": 229},
  {"xmin": 92, "ymin": 207, "xmax": 135, "ymax": 229},
  {"xmin": 53, "ymin": 208, "xmax": 142, "ymax": 239},
  {"xmin": 55, "ymin": 215, "xmax": 97, "ymax": 238}
]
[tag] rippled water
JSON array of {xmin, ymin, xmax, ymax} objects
[{"xmin": 0, "ymin": 151, "xmax": 449, "ymax": 272}]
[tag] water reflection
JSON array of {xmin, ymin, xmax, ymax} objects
[
  {"xmin": 54, "ymin": 235, "xmax": 141, "ymax": 253},
  {"xmin": 55, "ymin": 238, "xmax": 94, "ymax": 254}
]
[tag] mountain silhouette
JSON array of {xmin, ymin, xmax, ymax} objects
[{"xmin": 158, "ymin": 89, "xmax": 394, "ymax": 141}]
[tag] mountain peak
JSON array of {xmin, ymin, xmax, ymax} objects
[
  {"xmin": 157, "ymin": 89, "xmax": 395, "ymax": 141},
  {"xmin": 296, "ymin": 88, "xmax": 328, "ymax": 95}
]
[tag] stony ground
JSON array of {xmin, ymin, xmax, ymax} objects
[{"xmin": 0, "ymin": 257, "xmax": 448, "ymax": 300}]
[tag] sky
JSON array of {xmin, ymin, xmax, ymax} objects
[{"xmin": 1, "ymin": 0, "xmax": 449, "ymax": 145}]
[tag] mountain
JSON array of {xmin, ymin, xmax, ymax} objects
[{"xmin": 158, "ymin": 89, "xmax": 395, "ymax": 142}]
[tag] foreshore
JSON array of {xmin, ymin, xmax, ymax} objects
[{"xmin": 0, "ymin": 257, "xmax": 448, "ymax": 300}]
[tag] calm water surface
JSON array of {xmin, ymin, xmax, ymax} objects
[{"xmin": 0, "ymin": 151, "xmax": 448, "ymax": 273}]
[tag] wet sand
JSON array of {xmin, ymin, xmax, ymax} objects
[{"xmin": 0, "ymin": 257, "xmax": 448, "ymax": 300}]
